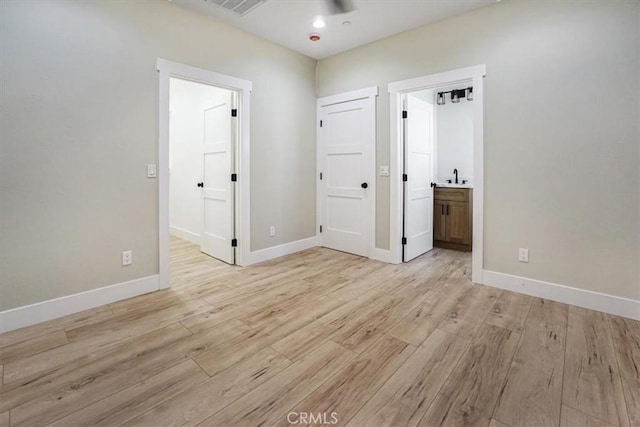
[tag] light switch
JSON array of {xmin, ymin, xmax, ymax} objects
[
  {"xmin": 379, "ymin": 166, "xmax": 390, "ymax": 177},
  {"xmin": 147, "ymin": 164, "xmax": 157, "ymax": 178}
]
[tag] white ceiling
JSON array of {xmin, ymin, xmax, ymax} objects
[{"xmin": 172, "ymin": 0, "xmax": 496, "ymax": 60}]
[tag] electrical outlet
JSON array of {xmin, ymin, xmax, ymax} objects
[
  {"xmin": 518, "ymin": 248, "xmax": 529, "ymax": 263},
  {"xmin": 379, "ymin": 165, "xmax": 390, "ymax": 177},
  {"xmin": 269, "ymin": 226, "xmax": 276, "ymax": 237},
  {"xmin": 147, "ymin": 164, "xmax": 157, "ymax": 178},
  {"xmin": 122, "ymin": 250, "xmax": 132, "ymax": 266}
]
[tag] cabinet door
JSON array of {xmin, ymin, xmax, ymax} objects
[
  {"xmin": 434, "ymin": 200, "xmax": 447, "ymax": 242},
  {"xmin": 446, "ymin": 201, "xmax": 470, "ymax": 244}
]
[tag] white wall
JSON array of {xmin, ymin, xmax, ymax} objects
[
  {"xmin": 317, "ymin": 0, "xmax": 640, "ymax": 301},
  {"xmin": 0, "ymin": 0, "xmax": 317, "ymax": 311},
  {"xmin": 168, "ymin": 78, "xmax": 231, "ymax": 245},
  {"xmin": 436, "ymin": 91, "xmax": 473, "ymax": 184}
]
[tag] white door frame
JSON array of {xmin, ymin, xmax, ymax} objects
[
  {"xmin": 157, "ymin": 58, "xmax": 252, "ymax": 289},
  {"xmin": 388, "ymin": 65, "xmax": 485, "ymax": 283},
  {"xmin": 316, "ymin": 86, "xmax": 378, "ymax": 259}
]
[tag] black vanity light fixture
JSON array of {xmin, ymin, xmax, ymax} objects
[{"xmin": 437, "ymin": 87, "xmax": 473, "ymax": 105}]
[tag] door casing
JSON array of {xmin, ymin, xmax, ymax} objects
[
  {"xmin": 388, "ymin": 65, "xmax": 486, "ymax": 284},
  {"xmin": 157, "ymin": 58, "xmax": 252, "ymax": 289}
]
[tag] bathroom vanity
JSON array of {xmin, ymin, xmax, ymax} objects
[{"xmin": 434, "ymin": 185, "xmax": 472, "ymax": 252}]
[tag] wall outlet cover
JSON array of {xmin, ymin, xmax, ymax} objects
[
  {"xmin": 122, "ymin": 250, "xmax": 133, "ymax": 266},
  {"xmin": 518, "ymin": 248, "xmax": 529, "ymax": 263},
  {"xmin": 379, "ymin": 165, "xmax": 390, "ymax": 177},
  {"xmin": 147, "ymin": 164, "xmax": 157, "ymax": 178}
]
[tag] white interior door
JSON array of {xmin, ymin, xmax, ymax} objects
[
  {"xmin": 201, "ymin": 92, "xmax": 235, "ymax": 264},
  {"xmin": 403, "ymin": 94, "xmax": 435, "ymax": 262},
  {"xmin": 320, "ymin": 98, "xmax": 374, "ymax": 258}
]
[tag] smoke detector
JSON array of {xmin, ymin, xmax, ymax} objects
[{"xmin": 203, "ymin": 0, "xmax": 267, "ymax": 16}]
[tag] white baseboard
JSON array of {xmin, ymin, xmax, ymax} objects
[
  {"xmin": 483, "ymin": 270, "xmax": 640, "ymax": 321},
  {"xmin": 170, "ymin": 226, "xmax": 201, "ymax": 246},
  {"xmin": 0, "ymin": 275, "xmax": 160, "ymax": 334},
  {"xmin": 243, "ymin": 236, "xmax": 320, "ymax": 266},
  {"xmin": 372, "ymin": 248, "xmax": 395, "ymax": 264}
]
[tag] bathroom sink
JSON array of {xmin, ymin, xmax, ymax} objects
[{"xmin": 437, "ymin": 183, "xmax": 473, "ymax": 189}]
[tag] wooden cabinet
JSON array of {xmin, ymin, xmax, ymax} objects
[
  {"xmin": 434, "ymin": 200, "xmax": 447, "ymax": 242},
  {"xmin": 434, "ymin": 187, "xmax": 472, "ymax": 252}
]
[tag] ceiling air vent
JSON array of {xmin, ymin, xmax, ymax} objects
[{"xmin": 205, "ymin": 0, "xmax": 267, "ymax": 16}]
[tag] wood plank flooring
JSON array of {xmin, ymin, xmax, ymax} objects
[{"xmin": 0, "ymin": 236, "xmax": 638, "ymax": 426}]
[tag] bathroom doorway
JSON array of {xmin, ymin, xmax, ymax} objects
[
  {"xmin": 405, "ymin": 84, "xmax": 475, "ymax": 262},
  {"xmin": 388, "ymin": 65, "xmax": 485, "ymax": 283}
]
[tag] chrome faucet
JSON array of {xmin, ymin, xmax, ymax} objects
[{"xmin": 453, "ymin": 169, "xmax": 459, "ymax": 184}]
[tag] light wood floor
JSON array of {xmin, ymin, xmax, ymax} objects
[{"xmin": 1, "ymin": 237, "xmax": 638, "ymax": 427}]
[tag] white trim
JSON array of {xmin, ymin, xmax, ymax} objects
[
  {"xmin": 317, "ymin": 86, "xmax": 379, "ymax": 108},
  {"xmin": 388, "ymin": 65, "xmax": 486, "ymax": 285},
  {"xmin": 373, "ymin": 248, "xmax": 394, "ymax": 263},
  {"xmin": 317, "ymin": 86, "xmax": 378, "ymax": 259},
  {"xmin": 0, "ymin": 276, "xmax": 159, "ymax": 334},
  {"xmin": 483, "ymin": 270, "xmax": 640, "ymax": 321},
  {"xmin": 169, "ymin": 226, "xmax": 201, "ymax": 246},
  {"xmin": 157, "ymin": 58, "xmax": 253, "ymax": 286},
  {"xmin": 244, "ymin": 236, "xmax": 321, "ymax": 266}
]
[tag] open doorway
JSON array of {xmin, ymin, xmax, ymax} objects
[
  {"xmin": 403, "ymin": 84, "xmax": 474, "ymax": 262},
  {"xmin": 388, "ymin": 65, "xmax": 485, "ymax": 283},
  {"xmin": 169, "ymin": 78, "xmax": 238, "ymax": 265},
  {"xmin": 157, "ymin": 59, "xmax": 252, "ymax": 290}
]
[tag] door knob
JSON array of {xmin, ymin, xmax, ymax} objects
[
  {"xmin": 431, "ymin": 182, "xmax": 436, "ymax": 188},
  {"xmin": 197, "ymin": 182, "xmax": 204, "ymax": 188},
  {"xmin": 361, "ymin": 182, "xmax": 368, "ymax": 189}
]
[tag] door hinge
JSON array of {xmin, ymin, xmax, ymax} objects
[
  {"xmin": 320, "ymin": 225, "xmax": 323, "ymax": 233},
  {"xmin": 320, "ymin": 172, "xmax": 323, "ymax": 180},
  {"xmin": 231, "ymin": 173, "xmax": 237, "ymax": 182},
  {"xmin": 402, "ymin": 237, "xmax": 407, "ymax": 245},
  {"xmin": 402, "ymin": 174, "xmax": 408, "ymax": 182},
  {"xmin": 231, "ymin": 109, "xmax": 237, "ymax": 117},
  {"xmin": 402, "ymin": 110, "xmax": 407, "ymax": 119},
  {"xmin": 320, "ymin": 120, "xmax": 323, "ymax": 127},
  {"xmin": 231, "ymin": 238, "xmax": 238, "ymax": 247}
]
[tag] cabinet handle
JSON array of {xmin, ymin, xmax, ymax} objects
[{"xmin": 441, "ymin": 205, "xmax": 444, "ymax": 215}]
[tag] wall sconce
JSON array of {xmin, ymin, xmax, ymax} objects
[
  {"xmin": 436, "ymin": 87, "xmax": 473, "ymax": 105},
  {"xmin": 451, "ymin": 89, "xmax": 464, "ymax": 103}
]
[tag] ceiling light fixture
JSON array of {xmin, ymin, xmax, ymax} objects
[{"xmin": 313, "ymin": 18, "xmax": 326, "ymax": 29}]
